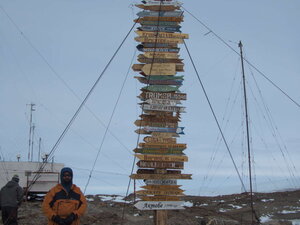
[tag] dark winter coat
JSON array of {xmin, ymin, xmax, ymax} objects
[{"xmin": 0, "ymin": 180, "xmax": 23, "ymax": 207}]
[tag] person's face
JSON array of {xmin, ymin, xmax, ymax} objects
[{"xmin": 62, "ymin": 172, "xmax": 72, "ymax": 183}]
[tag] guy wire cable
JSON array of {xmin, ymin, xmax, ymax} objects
[
  {"xmin": 181, "ymin": 6, "xmax": 300, "ymax": 110},
  {"xmin": 83, "ymin": 48, "xmax": 137, "ymax": 194},
  {"xmin": 27, "ymin": 19, "xmax": 138, "ymax": 191},
  {"xmin": 183, "ymin": 40, "xmax": 247, "ymax": 192}
]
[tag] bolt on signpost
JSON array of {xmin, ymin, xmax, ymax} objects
[{"xmin": 131, "ymin": 1, "xmax": 191, "ymax": 224}]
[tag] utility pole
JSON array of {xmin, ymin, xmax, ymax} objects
[
  {"xmin": 239, "ymin": 41, "xmax": 256, "ymax": 224},
  {"xmin": 27, "ymin": 103, "xmax": 35, "ymax": 161},
  {"xmin": 38, "ymin": 138, "xmax": 42, "ymax": 162},
  {"xmin": 30, "ymin": 124, "xmax": 35, "ymax": 161}
]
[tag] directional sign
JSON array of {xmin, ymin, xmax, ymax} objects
[
  {"xmin": 137, "ymin": 46, "xmax": 180, "ymax": 53},
  {"xmin": 132, "ymin": 63, "xmax": 184, "ymax": 72},
  {"xmin": 130, "ymin": 173, "xmax": 192, "ymax": 180},
  {"xmin": 135, "ymin": 154, "xmax": 188, "ymax": 162},
  {"xmin": 134, "ymin": 148, "xmax": 184, "ymax": 155},
  {"xmin": 141, "ymin": 86, "xmax": 180, "ymax": 92},
  {"xmin": 142, "ymin": 104, "xmax": 186, "ymax": 113},
  {"xmin": 142, "ymin": 0, "xmax": 183, "ymax": 6},
  {"xmin": 136, "ymin": 31, "xmax": 188, "ymax": 39},
  {"xmin": 135, "ymin": 190, "xmax": 184, "ymax": 196},
  {"xmin": 139, "ymin": 26, "xmax": 181, "ymax": 33},
  {"xmin": 141, "ymin": 185, "xmax": 182, "ymax": 190},
  {"xmin": 135, "ymin": 4, "xmax": 181, "ymax": 11},
  {"xmin": 135, "ymin": 77, "xmax": 183, "ymax": 86},
  {"xmin": 137, "ymin": 161, "xmax": 184, "ymax": 169},
  {"xmin": 137, "ymin": 11, "xmax": 183, "ymax": 18},
  {"xmin": 140, "ymin": 114, "xmax": 180, "ymax": 123},
  {"xmin": 134, "ymin": 201, "xmax": 185, "ymax": 210},
  {"xmin": 141, "ymin": 43, "xmax": 178, "ymax": 48},
  {"xmin": 135, "ymin": 120, "xmax": 178, "ymax": 128},
  {"xmin": 143, "ymin": 136, "xmax": 177, "ymax": 144},
  {"xmin": 137, "ymin": 20, "xmax": 180, "ymax": 26},
  {"xmin": 143, "ymin": 75, "xmax": 184, "ymax": 81},
  {"xmin": 142, "ymin": 63, "xmax": 176, "ymax": 76},
  {"xmin": 135, "ymin": 37, "xmax": 184, "ymax": 44},
  {"xmin": 152, "ymin": 132, "xmax": 179, "ymax": 138},
  {"xmin": 143, "ymin": 126, "xmax": 185, "ymax": 135},
  {"xmin": 145, "ymin": 179, "xmax": 177, "ymax": 185},
  {"xmin": 139, "ymin": 143, "xmax": 186, "ymax": 149},
  {"xmin": 137, "ymin": 56, "xmax": 183, "ymax": 64},
  {"xmin": 141, "ymin": 196, "xmax": 181, "ymax": 201},
  {"xmin": 145, "ymin": 98, "xmax": 182, "ymax": 105},
  {"xmin": 137, "ymin": 169, "xmax": 181, "ymax": 174},
  {"xmin": 143, "ymin": 52, "xmax": 179, "ymax": 59},
  {"xmin": 139, "ymin": 91, "xmax": 187, "ymax": 100},
  {"xmin": 134, "ymin": 16, "xmax": 184, "ymax": 23}
]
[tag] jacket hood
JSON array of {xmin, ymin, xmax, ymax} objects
[{"xmin": 5, "ymin": 180, "xmax": 19, "ymax": 188}]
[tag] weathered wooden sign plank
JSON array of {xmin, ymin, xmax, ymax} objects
[
  {"xmin": 139, "ymin": 91, "xmax": 187, "ymax": 100},
  {"xmin": 136, "ymin": 30, "xmax": 189, "ymax": 39},
  {"xmin": 142, "ymin": 75, "xmax": 184, "ymax": 81},
  {"xmin": 135, "ymin": 77, "xmax": 183, "ymax": 86},
  {"xmin": 137, "ymin": 160, "xmax": 184, "ymax": 169},
  {"xmin": 137, "ymin": 11, "xmax": 183, "ymax": 18},
  {"xmin": 137, "ymin": 46, "xmax": 180, "ymax": 53},
  {"xmin": 141, "ymin": 43, "xmax": 178, "ymax": 48},
  {"xmin": 137, "ymin": 20, "xmax": 180, "ymax": 26},
  {"xmin": 135, "ymin": 154, "xmax": 188, "ymax": 162},
  {"xmin": 141, "ymin": 85, "xmax": 180, "ymax": 92},
  {"xmin": 143, "ymin": 52, "xmax": 179, "ymax": 59},
  {"xmin": 135, "ymin": 120, "xmax": 178, "ymax": 128},
  {"xmin": 145, "ymin": 98, "xmax": 182, "ymax": 105},
  {"xmin": 142, "ymin": 104, "xmax": 186, "ymax": 113},
  {"xmin": 145, "ymin": 179, "xmax": 177, "ymax": 185},
  {"xmin": 138, "ymin": 26, "xmax": 181, "ymax": 33},
  {"xmin": 143, "ymin": 136, "xmax": 177, "ymax": 144},
  {"xmin": 136, "ymin": 63, "xmax": 177, "ymax": 76},
  {"xmin": 135, "ymin": 4, "xmax": 180, "ymax": 11},
  {"xmin": 132, "ymin": 63, "xmax": 184, "ymax": 72},
  {"xmin": 141, "ymin": 185, "xmax": 182, "ymax": 190},
  {"xmin": 142, "ymin": 0, "xmax": 182, "ymax": 6},
  {"xmin": 141, "ymin": 196, "xmax": 181, "ymax": 201},
  {"xmin": 134, "ymin": 16, "xmax": 184, "ymax": 22},
  {"xmin": 135, "ymin": 37, "xmax": 184, "ymax": 44},
  {"xmin": 139, "ymin": 143, "xmax": 187, "ymax": 149},
  {"xmin": 137, "ymin": 169, "xmax": 181, "ymax": 174},
  {"xmin": 130, "ymin": 173, "xmax": 192, "ymax": 180},
  {"xmin": 142, "ymin": 126, "xmax": 185, "ymax": 134},
  {"xmin": 134, "ymin": 148, "xmax": 184, "ymax": 155},
  {"xmin": 134, "ymin": 201, "xmax": 185, "ymax": 210},
  {"xmin": 137, "ymin": 56, "xmax": 183, "ymax": 64},
  {"xmin": 140, "ymin": 114, "xmax": 180, "ymax": 123},
  {"xmin": 152, "ymin": 132, "xmax": 179, "ymax": 138},
  {"xmin": 136, "ymin": 190, "xmax": 184, "ymax": 196}
]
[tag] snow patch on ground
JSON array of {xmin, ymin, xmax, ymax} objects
[
  {"xmin": 184, "ymin": 201, "xmax": 193, "ymax": 207},
  {"xmin": 86, "ymin": 197, "xmax": 94, "ymax": 202},
  {"xmin": 260, "ymin": 215, "xmax": 272, "ymax": 223},
  {"xmin": 219, "ymin": 208, "xmax": 227, "ymax": 212},
  {"xmin": 261, "ymin": 199, "xmax": 274, "ymax": 202},
  {"xmin": 281, "ymin": 210, "xmax": 298, "ymax": 214},
  {"xmin": 291, "ymin": 219, "xmax": 300, "ymax": 225},
  {"xmin": 97, "ymin": 195, "xmax": 127, "ymax": 203},
  {"xmin": 228, "ymin": 204, "xmax": 242, "ymax": 209}
]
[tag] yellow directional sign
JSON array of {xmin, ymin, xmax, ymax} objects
[
  {"xmin": 152, "ymin": 132, "xmax": 178, "ymax": 138},
  {"xmin": 136, "ymin": 31, "xmax": 189, "ymax": 39},
  {"xmin": 135, "ymin": 154, "xmax": 188, "ymax": 162},
  {"xmin": 143, "ymin": 136, "xmax": 177, "ymax": 144},
  {"xmin": 135, "ymin": 120, "xmax": 178, "ymax": 129},
  {"xmin": 134, "ymin": 17, "xmax": 184, "ymax": 22},
  {"xmin": 144, "ymin": 52, "xmax": 179, "ymax": 59},
  {"xmin": 142, "ymin": 63, "xmax": 176, "ymax": 76},
  {"xmin": 139, "ymin": 143, "xmax": 187, "ymax": 149},
  {"xmin": 135, "ymin": 189, "xmax": 184, "ymax": 196},
  {"xmin": 135, "ymin": 37, "xmax": 184, "ymax": 44},
  {"xmin": 141, "ymin": 196, "xmax": 181, "ymax": 201},
  {"xmin": 130, "ymin": 173, "xmax": 192, "ymax": 180}
]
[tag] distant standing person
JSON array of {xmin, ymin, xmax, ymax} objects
[
  {"xmin": 42, "ymin": 167, "xmax": 87, "ymax": 225},
  {"xmin": 0, "ymin": 174, "xmax": 24, "ymax": 225}
]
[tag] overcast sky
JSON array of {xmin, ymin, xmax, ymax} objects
[{"xmin": 0, "ymin": 0, "xmax": 299, "ymax": 196}]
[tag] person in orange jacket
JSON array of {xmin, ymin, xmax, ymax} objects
[{"xmin": 42, "ymin": 167, "xmax": 87, "ymax": 225}]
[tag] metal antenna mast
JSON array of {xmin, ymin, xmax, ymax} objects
[
  {"xmin": 27, "ymin": 103, "xmax": 35, "ymax": 161},
  {"xmin": 239, "ymin": 41, "xmax": 256, "ymax": 224}
]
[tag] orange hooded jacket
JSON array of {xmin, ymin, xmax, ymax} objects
[{"xmin": 42, "ymin": 184, "xmax": 87, "ymax": 225}]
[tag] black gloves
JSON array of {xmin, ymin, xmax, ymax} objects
[
  {"xmin": 64, "ymin": 213, "xmax": 77, "ymax": 225},
  {"xmin": 52, "ymin": 215, "xmax": 66, "ymax": 225},
  {"xmin": 52, "ymin": 213, "xmax": 77, "ymax": 225}
]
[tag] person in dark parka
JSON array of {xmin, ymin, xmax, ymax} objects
[
  {"xmin": 0, "ymin": 174, "xmax": 24, "ymax": 225},
  {"xmin": 42, "ymin": 167, "xmax": 87, "ymax": 225}
]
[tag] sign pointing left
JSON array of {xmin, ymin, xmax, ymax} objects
[{"xmin": 134, "ymin": 201, "xmax": 185, "ymax": 210}]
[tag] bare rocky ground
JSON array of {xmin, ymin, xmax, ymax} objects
[{"xmin": 3, "ymin": 190, "xmax": 300, "ymax": 225}]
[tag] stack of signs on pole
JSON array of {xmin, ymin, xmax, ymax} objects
[{"xmin": 131, "ymin": 0, "xmax": 191, "ymax": 211}]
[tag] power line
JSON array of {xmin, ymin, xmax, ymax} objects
[{"xmin": 182, "ymin": 6, "xmax": 300, "ymax": 110}]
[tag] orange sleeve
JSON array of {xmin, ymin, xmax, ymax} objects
[
  {"xmin": 73, "ymin": 187, "xmax": 87, "ymax": 217},
  {"xmin": 42, "ymin": 187, "xmax": 57, "ymax": 219}
]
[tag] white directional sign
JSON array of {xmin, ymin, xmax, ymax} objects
[
  {"xmin": 134, "ymin": 201, "xmax": 185, "ymax": 210},
  {"xmin": 142, "ymin": 104, "xmax": 186, "ymax": 113},
  {"xmin": 145, "ymin": 179, "xmax": 177, "ymax": 185}
]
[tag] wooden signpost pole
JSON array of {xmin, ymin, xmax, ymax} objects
[{"xmin": 154, "ymin": 210, "xmax": 168, "ymax": 225}]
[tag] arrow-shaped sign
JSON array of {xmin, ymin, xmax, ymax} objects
[
  {"xmin": 135, "ymin": 77, "xmax": 183, "ymax": 86},
  {"xmin": 139, "ymin": 91, "xmax": 187, "ymax": 100},
  {"xmin": 135, "ymin": 154, "xmax": 188, "ymax": 162},
  {"xmin": 136, "ymin": 30, "xmax": 188, "ymax": 39},
  {"xmin": 137, "ymin": 160, "xmax": 184, "ymax": 169},
  {"xmin": 135, "ymin": 37, "xmax": 184, "ymax": 44},
  {"xmin": 145, "ymin": 179, "xmax": 178, "ymax": 185},
  {"xmin": 142, "ymin": 104, "xmax": 186, "ymax": 113},
  {"xmin": 135, "ymin": 190, "xmax": 184, "ymax": 196},
  {"xmin": 134, "ymin": 201, "xmax": 185, "ymax": 210},
  {"xmin": 143, "ymin": 126, "xmax": 185, "ymax": 134},
  {"xmin": 137, "ymin": 11, "xmax": 183, "ymax": 17},
  {"xmin": 138, "ymin": 26, "xmax": 181, "ymax": 33},
  {"xmin": 130, "ymin": 173, "xmax": 192, "ymax": 180},
  {"xmin": 143, "ymin": 136, "xmax": 177, "ymax": 144},
  {"xmin": 141, "ymin": 86, "xmax": 180, "ymax": 92}
]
